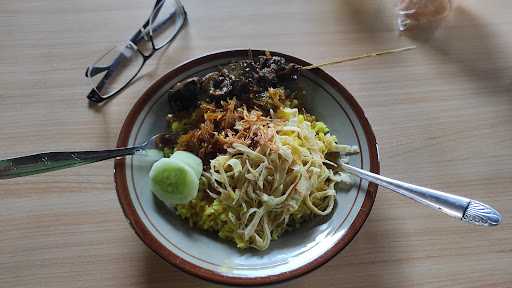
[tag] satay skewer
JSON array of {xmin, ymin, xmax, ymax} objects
[
  {"xmin": 167, "ymin": 46, "xmax": 417, "ymax": 113},
  {"xmin": 302, "ymin": 46, "xmax": 416, "ymax": 70}
]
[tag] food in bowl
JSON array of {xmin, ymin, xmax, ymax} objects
[
  {"xmin": 149, "ymin": 52, "xmax": 359, "ymax": 250},
  {"xmin": 115, "ymin": 49, "xmax": 380, "ymax": 285}
]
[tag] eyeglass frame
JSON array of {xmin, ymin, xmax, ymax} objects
[{"xmin": 85, "ymin": 0, "xmax": 187, "ymax": 104}]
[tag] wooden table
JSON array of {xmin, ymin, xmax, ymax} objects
[{"xmin": 1, "ymin": 0, "xmax": 511, "ymax": 287}]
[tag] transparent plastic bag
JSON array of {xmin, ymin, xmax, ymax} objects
[{"xmin": 398, "ymin": 0, "xmax": 452, "ymax": 31}]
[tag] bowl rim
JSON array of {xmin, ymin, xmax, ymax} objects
[{"xmin": 114, "ymin": 49, "xmax": 380, "ymax": 286}]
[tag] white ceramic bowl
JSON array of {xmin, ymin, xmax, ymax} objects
[{"xmin": 114, "ymin": 50, "xmax": 380, "ymax": 286}]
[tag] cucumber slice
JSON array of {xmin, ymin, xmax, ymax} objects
[
  {"xmin": 149, "ymin": 158, "xmax": 199, "ymax": 205},
  {"xmin": 170, "ymin": 151, "xmax": 203, "ymax": 179}
]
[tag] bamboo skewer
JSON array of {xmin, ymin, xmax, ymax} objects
[{"xmin": 302, "ymin": 46, "xmax": 416, "ymax": 70}]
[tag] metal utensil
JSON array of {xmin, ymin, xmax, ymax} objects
[
  {"xmin": 340, "ymin": 162, "xmax": 502, "ymax": 226},
  {"xmin": 0, "ymin": 133, "xmax": 502, "ymax": 227},
  {"xmin": 0, "ymin": 132, "xmax": 176, "ymax": 180}
]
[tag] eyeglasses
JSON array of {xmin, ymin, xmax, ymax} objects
[{"xmin": 85, "ymin": 0, "xmax": 187, "ymax": 103}]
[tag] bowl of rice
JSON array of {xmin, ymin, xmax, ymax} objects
[{"xmin": 114, "ymin": 49, "xmax": 380, "ymax": 286}]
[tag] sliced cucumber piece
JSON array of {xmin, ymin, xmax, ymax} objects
[
  {"xmin": 149, "ymin": 158, "xmax": 199, "ymax": 205},
  {"xmin": 170, "ymin": 150, "xmax": 203, "ymax": 179}
]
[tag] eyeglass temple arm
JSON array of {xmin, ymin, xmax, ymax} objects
[
  {"xmin": 87, "ymin": 2, "xmax": 170, "ymax": 78},
  {"xmin": 130, "ymin": 0, "xmax": 169, "ymax": 44},
  {"xmin": 128, "ymin": 0, "xmax": 165, "ymax": 47},
  {"xmin": 86, "ymin": 0, "xmax": 181, "ymax": 103}
]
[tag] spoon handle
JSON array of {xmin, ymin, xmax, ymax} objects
[
  {"xmin": 0, "ymin": 147, "xmax": 142, "ymax": 180},
  {"xmin": 341, "ymin": 163, "xmax": 502, "ymax": 226}
]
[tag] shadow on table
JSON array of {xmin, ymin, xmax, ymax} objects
[
  {"xmin": 342, "ymin": 0, "xmax": 389, "ymax": 35},
  {"xmin": 142, "ymin": 248, "xmax": 219, "ymax": 288},
  {"xmin": 281, "ymin": 208, "xmax": 408, "ymax": 288},
  {"xmin": 406, "ymin": 5, "xmax": 511, "ymax": 93},
  {"xmin": 139, "ymin": 203, "xmax": 407, "ymax": 288}
]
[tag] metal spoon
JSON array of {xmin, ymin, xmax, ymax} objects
[
  {"xmin": 340, "ymin": 162, "xmax": 502, "ymax": 227},
  {"xmin": 0, "ymin": 134, "xmax": 502, "ymax": 227},
  {"xmin": 0, "ymin": 132, "xmax": 176, "ymax": 180}
]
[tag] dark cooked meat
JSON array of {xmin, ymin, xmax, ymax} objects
[
  {"xmin": 154, "ymin": 133, "xmax": 180, "ymax": 150},
  {"xmin": 166, "ymin": 77, "xmax": 201, "ymax": 114},
  {"xmin": 256, "ymin": 56, "xmax": 301, "ymax": 87},
  {"xmin": 176, "ymin": 121, "xmax": 226, "ymax": 165},
  {"xmin": 231, "ymin": 79, "xmax": 250, "ymax": 99},
  {"xmin": 166, "ymin": 55, "xmax": 302, "ymax": 113},
  {"xmin": 201, "ymin": 72, "xmax": 233, "ymax": 100},
  {"xmin": 276, "ymin": 63, "xmax": 302, "ymax": 82}
]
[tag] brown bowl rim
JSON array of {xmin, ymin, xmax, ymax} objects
[{"xmin": 114, "ymin": 49, "xmax": 380, "ymax": 286}]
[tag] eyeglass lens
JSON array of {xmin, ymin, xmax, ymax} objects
[{"xmin": 87, "ymin": 0, "xmax": 186, "ymax": 100}]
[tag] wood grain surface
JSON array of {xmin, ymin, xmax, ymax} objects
[{"xmin": 1, "ymin": 0, "xmax": 511, "ymax": 287}]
